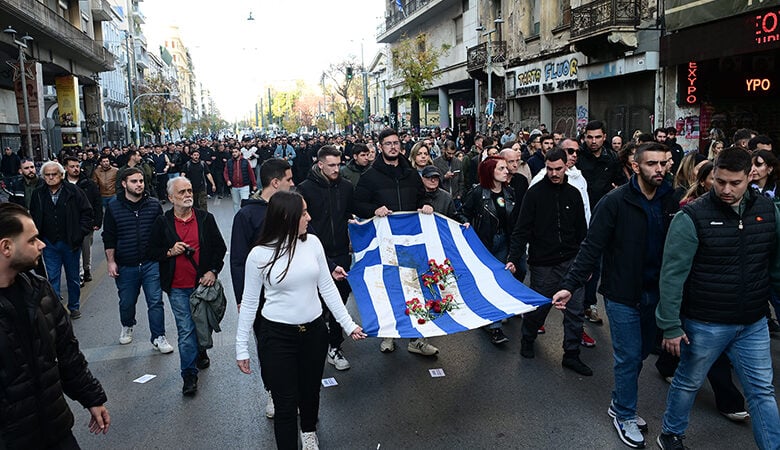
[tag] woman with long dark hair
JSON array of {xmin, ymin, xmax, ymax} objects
[
  {"xmin": 461, "ymin": 156, "xmax": 516, "ymax": 345},
  {"xmin": 236, "ymin": 191, "xmax": 366, "ymax": 450}
]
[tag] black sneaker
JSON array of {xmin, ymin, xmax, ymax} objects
[
  {"xmin": 656, "ymin": 432, "xmax": 687, "ymax": 449},
  {"xmin": 520, "ymin": 339, "xmax": 535, "ymax": 359},
  {"xmin": 79, "ymin": 277, "xmax": 85, "ymax": 288},
  {"xmin": 83, "ymin": 271, "xmax": 92, "ymax": 282},
  {"xmin": 490, "ymin": 328, "xmax": 509, "ymax": 345},
  {"xmin": 69, "ymin": 309, "xmax": 81, "ymax": 320},
  {"xmin": 197, "ymin": 349, "xmax": 210, "ymax": 369},
  {"xmin": 182, "ymin": 374, "xmax": 198, "ymax": 396},
  {"xmin": 562, "ymin": 355, "xmax": 593, "ymax": 376}
]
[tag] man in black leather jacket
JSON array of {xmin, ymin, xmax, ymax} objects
[{"xmin": 0, "ymin": 203, "xmax": 110, "ymax": 448}]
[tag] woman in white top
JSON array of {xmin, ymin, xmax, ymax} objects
[{"xmin": 236, "ymin": 191, "xmax": 365, "ymax": 450}]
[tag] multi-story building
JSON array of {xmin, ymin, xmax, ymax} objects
[
  {"xmin": 658, "ymin": 1, "xmax": 779, "ymax": 151},
  {"xmin": 100, "ymin": 0, "xmax": 130, "ymax": 147},
  {"xmin": 377, "ymin": 0, "xmax": 482, "ymax": 134},
  {"xmin": 161, "ymin": 26, "xmax": 197, "ymax": 127},
  {"xmin": 0, "ymin": 0, "xmax": 116, "ymax": 157}
]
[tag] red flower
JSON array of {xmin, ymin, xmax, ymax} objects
[
  {"xmin": 428, "ymin": 259, "xmax": 436, "ymax": 266},
  {"xmin": 446, "ymin": 294, "xmax": 454, "ymax": 301},
  {"xmin": 418, "ymin": 318, "xmax": 426, "ymax": 324},
  {"xmin": 405, "ymin": 308, "xmax": 410, "ymax": 315},
  {"xmin": 438, "ymin": 284, "xmax": 445, "ymax": 290},
  {"xmin": 433, "ymin": 303, "xmax": 442, "ymax": 313}
]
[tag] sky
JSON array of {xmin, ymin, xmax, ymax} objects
[{"xmin": 142, "ymin": 0, "xmax": 385, "ymax": 121}]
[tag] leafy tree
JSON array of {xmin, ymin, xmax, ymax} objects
[
  {"xmin": 136, "ymin": 73, "xmax": 182, "ymax": 143},
  {"xmin": 391, "ymin": 33, "xmax": 450, "ymax": 130},
  {"xmin": 322, "ymin": 60, "xmax": 364, "ymax": 130}
]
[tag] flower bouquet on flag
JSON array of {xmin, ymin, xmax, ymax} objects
[
  {"xmin": 347, "ymin": 212, "xmax": 550, "ymax": 338},
  {"xmin": 405, "ymin": 259, "xmax": 460, "ymax": 324}
]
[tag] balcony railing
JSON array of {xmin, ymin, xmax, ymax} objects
[
  {"xmin": 379, "ymin": 0, "xmax": 436, "ymax": 36},
  {"xmin": 2, "ymin": 0, "xmax": 115, "ymax": 72},
  {"xmin": 467, "ymin": 41, "xmax": 507, "ymax": 72},
  {"xmin": 571, "ymin": 0, "xmax": 639, "ymax": 39}
]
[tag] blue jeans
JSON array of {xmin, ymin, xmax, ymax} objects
[
  {"xmin": 169, "ymin": 288, "xmax": 199, "ymax": 377},
  {"xmin": 663, "ymin": 318, "xmax": 780, "ymax": 449},
  {"xmin": 42, "ymin": 239, "xmax": 81, "ymax": 312},
  {"xmin": 230, "ymin": 185, "xmax": 250, "ymax": 214},
  {"xmin": 605, "ymin": 291, "xmax": 659, "ymax": 420},
  {"xmin": 101, "ymin": 195, "xmax": 115, "ymax": 209},
  {"xmin": 115, "ymin": 261, "xmax": 166, "ymax": 342}
]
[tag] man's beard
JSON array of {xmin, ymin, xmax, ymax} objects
[
  {"xmin": 10, "ymin": 255, "xmax": 38, "ymax": 272},
  {"xmin": 384, "ymin": 153, "xmax": 399, "ymax": 161}
]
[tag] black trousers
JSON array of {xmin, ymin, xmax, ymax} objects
[
  {"xmin": 155, "ymin": 174, "xmax": 168, "ymax": 200},
  {"xmin": 656, "ymin": 350, "xmax": 746, "ymax": 413},
  {"xmin": 257, "ymin": 316, "xmax": 329, "ymax": 450}
]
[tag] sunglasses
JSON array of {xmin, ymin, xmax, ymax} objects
[{"xmin": 564, "ymin": 148, "xmax": 578, "ymax": 155}]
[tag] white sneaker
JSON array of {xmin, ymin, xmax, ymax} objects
[
  {"xmin": 265, "ymin": 394, "xmax": 275, "ymax": 419},
  {"xmin": 152, "ymin": 335, "xmax": 174, "ymax": 354},
  {"xmin": 301, "ymin": 431, "xmax": 319, "ymax": 450},
  {"xmin": 327, "ymin": 347, "xmax": 351, "ymax": 370},
  {"xmin": 721, "ymin": 410, "xmax": 750, "ymax": 422},
  {"xmin": 379, "ymin": 338, "xmax": 395, "ymax": 353},
  {"xmin": 407, "ymin": 338, "xmax": 439, "ymax": 356},
  {"xmin": 119, "ymin": 326, "xmax": 133, "ymax": 345}
]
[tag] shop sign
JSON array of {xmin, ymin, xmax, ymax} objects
[
  {"xmin": 665, "ymin": 0, "xmax": 773, "ymax": 32},
  {"xmin": 677, "ymin": 62, "xmax": 699, "ymax": 106},
  {"xmin": 507, "ymin": 53, "xmax": 583, "ymax": 98},
  {"xmin": 755, "ymin": 9, "xmax": 780, "ymax": 47}
]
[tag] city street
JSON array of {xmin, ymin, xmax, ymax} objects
[{"xmin": 67, "ymin": 197, "xmax": 769, "ymax": 449}]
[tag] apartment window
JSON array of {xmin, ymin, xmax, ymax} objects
[
  {"xmin": 462, "ymin": 0, "xmax": 469, "ymax": 12},
  {"xmin": 558, "ymin": 0, "xmax": 571, "ymax": 27},
  {"xmin": 454, "ymin": 15, "xmax": 463, "ymax": 45},
  {"xmin": 531, "ymin": 0, "xmax": 540, "ymax": 36}
]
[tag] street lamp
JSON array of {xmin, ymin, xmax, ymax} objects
[
  {"xmin": 477, "ymin": 17, "xmax": 503, "ymax": 132},
  {"xmin": 4, "ymin": 26, "xmax": 34, "ymax": 158}
]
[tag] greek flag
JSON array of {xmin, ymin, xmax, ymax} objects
[
  {"xmin": 348, "ymin": 212, "xmax": 549, "ymax": 338},
  {"xmin": 395, "ymin": 0, "xmax": 404, "ymax": 13}
]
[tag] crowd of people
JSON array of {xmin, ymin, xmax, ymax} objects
[{"xmin": 0, "ymin": 121, "xmax": 778, "ymax": 449}]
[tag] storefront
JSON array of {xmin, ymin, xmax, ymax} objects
[
  {"xmin": 579, "ymin": 52, "xmax": 659, "ymax": 139},
  {"xmin": 661, "ymin": 4, "xmax": 780, "ymax": 151},
  {"xmin": 505, "ymin": 52, "xmax": 584, "ymax": 137}
]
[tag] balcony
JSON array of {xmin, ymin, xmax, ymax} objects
[
  {"xmin": 570, "ymin": 0, "xmax": 639, "ymax": 41},
  {"xmin": 90, "ymin": 0, "xmax": 113, "ymax": 22},
  {"xmin": 377, "ymin": 0, "xmax": 457, "ymax": 43},
  {"xmin": 1, "ymin": 0, "xmax": 115, "ymax": 73},
  {"xmin": 467, "ymin": 41, "xmax": 507, "ymax": 73}
]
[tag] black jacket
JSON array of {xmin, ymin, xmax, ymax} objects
[
  {"xmin": 298, "ymin": 166, "xmax": 354, "ymax": 261},
  {"xmin": 561, "ymin": 177, "xmax": 679, "ymax": 306},
  {"xmin": 508, "ymin": 175, "xmax": 587, "ymax": 267},
  {"xmin": 353, "ymin": 156, "xmax": 429, "ymax": 218},
  {"xmin": 29, "ymin": 182, "xmax": 93, "ymax": 249},
  {"xmin": 230, "ymin": 197, "xmax": 268, "ymax": 304},
  {"xmin": 576, "ymin": 145, "xmax": 623, "ymax": 209},
  {"xmin": 461, "ymin": 185, "xmax": 516, "ymax": 254},
  {"xmin": 74, "ymin": 177, "xmax": 103, "ymax": 228},
  {"xmin": 102, "ymin": 193, "xmax": 163, "ymax": 266},
  {"xmin": 0, "ymin": 271, "xmax": 107, "ymax": 448},
  {"xmin": 147, "ymin": 209, "xmax": 227, "ymax": 293}
]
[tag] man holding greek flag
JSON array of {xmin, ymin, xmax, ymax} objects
[{"xmin": 353, "ymin": 128, "xmax": 439, "ymax": 356}]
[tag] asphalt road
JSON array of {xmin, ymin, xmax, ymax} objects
[{"xmin": 63, "ymin": 196, "xmax": 769, "ymax": 449}]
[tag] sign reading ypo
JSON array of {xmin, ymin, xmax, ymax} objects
[{"xmin": 509, "ymin": 53, "xmax": 583, "ymax": 98}]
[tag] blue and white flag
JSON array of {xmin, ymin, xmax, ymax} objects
[
  {"xmin": 347, "ymin": 212, "xmax": 550, "ymax": 338},
  {"xmin": 395, "ymin": 0, "xmax": 404, "ymax": 13}
]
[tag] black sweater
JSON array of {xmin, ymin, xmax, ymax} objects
[{"xmin": 508, "ymin": 175, "xmax": 587, "ymax": 267}]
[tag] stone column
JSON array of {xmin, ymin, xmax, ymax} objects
[{"xmin": 438, "ymin": 87, "xmax": 450, "ymax": 129}]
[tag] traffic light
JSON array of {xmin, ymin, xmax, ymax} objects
[{"xmin": 346, "ymin": 66, "xmax": 353, "ymax": 80}]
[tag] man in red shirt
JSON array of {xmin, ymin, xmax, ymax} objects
[
  {"xmin": 223, "ymin": 147, "xmax": 257, "ymax": 213},
  {"xmin": 147, "ymin": 176, "xmax": 227, "ymax": 396}
]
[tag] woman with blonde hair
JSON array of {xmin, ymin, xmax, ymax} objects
[
  {"xmin": 409, "ymin": 141, "xmax": 432, "ymax": 174},
  {"xmin": 672, "ymin": 152, "xmax": 699, "ymax": 202},
  {"xmin": 707, "ymin": 140, "xmax": 724, "ymax": 160}
]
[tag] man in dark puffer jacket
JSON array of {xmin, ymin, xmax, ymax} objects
[{"xmin": 0, "ymin": 203, "xmax": 110, "ymax": 448}]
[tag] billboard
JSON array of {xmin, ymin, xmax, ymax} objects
[{"xmin": 665, "ymin": 0, "xmax": 778, "ymax": 31}]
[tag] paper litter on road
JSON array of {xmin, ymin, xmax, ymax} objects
[
  {"xmin": 429, "ymin": 368, "xmax": 445, "ymax": 377},
  {"xmin": 133, "ymin": 374, "xmax": 157, "ymax": 384},
  {"xmin": 321, "ymin": 377, "xmax": 338, "ymax": 387}
]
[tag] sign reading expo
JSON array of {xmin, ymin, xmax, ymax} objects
[
  {"xmin": 755, "ymin": 9, "xmax": 780, "ymax": 47},
  {"xmin": 678, "ymin": 61, "xmax": 775, "ymax": 105},
  {"xmin": 508, "ymin": 53, "xmax": 584, "ymax": 98}
]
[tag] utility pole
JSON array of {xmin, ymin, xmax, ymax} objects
[
  {"xmin": 361, "ymin": 41, "xmax": 369, "ymax": 134},
  {"xmin": 4, "ymin": 27, "xmax": 34, "ymax": 158},
  {"xmin": 267, "ymin": 88, "xmax": 272, "ymax": 127}
]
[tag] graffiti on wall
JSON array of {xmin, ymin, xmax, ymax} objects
[{"xmin": 576, "ymin": 105, "xmax": 589, "ymax": 131}]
